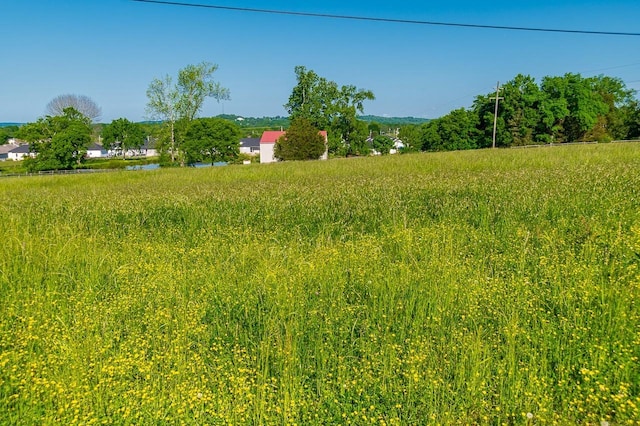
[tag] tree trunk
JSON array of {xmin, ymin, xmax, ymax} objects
[{"xmin": 170, "ymin": 121, "xmax": 176, "ymax": 163}]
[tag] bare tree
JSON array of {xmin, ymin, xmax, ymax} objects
[{"xmin": 46, "ymin": 94, "xmax": 102, "ymax": 122}]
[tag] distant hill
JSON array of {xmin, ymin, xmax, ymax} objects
[
  {"xmin": 0, "ymin": 123, "xmax": 21, "ymax": 128},
  {"xmin": 216, "ymin": 115, "xmax": 289, "ymax": 129},
  {"xmin": 215, "ymin": 114, "xmax": 430, "ymax": 128},
  {"xmin": 358, "ymin": 115, "xmax": 431, "ymax": 125}
]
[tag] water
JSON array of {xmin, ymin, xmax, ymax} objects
[
  {"xmin": 125, "ymin": 164, "xmax": 160, "ymax": 171},
  {"xmin": 125, "ymin": 162, "xmax": 227, "ymax": 171}
]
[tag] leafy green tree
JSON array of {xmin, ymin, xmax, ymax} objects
[
  {"xmin": 146, "ymin": 62, "xmax": 230, "ymax": 163},
  {"xmin": 470, "ymin": 73, "xmax": 635, "ymax": 146},
  {"xmin": 420, "ymin": 108, "xmax": 479, "ymax": 151},
  {"xmin": 284, "ymin": 66, "xmax": 374, "ymax": 156},
  {"xmin": 397, "ymin": 125, "xmax": 422, "ymax": 152},
  {"xmin": 588, "ymin": 75, "xmax": 636, "ymax": 141},
  {"xmin": 625, "ymin": 101, "xmax": 640, "ymax": 139},
  {"xmin": 332, "ymin": 86, "xmax": 375, "ymax": 156},
  {"xmin": 17, "ymin": 107, "xmax": 92, "ymax": 171},
  {"xmin": 183, "ymin": 117, "xmax": 241, "ymax": 165},
  {"xmin": 500, "ymin": 75, "xmax": 544, "ymax": 146},
  {"xmin": 101, "ymin": 118, "xmax": 145, "ymax": 159},
  {"xmin": 540, "ymin": 73, "xmax": 610, "ymax": 143},
  {"xmin": 0, "ymin": 125, "xmax": 19, "ymax": 143},
  {"xmin": 274, "ymin": 117, "xmax": 326, "ymax": 161},
  {"xmin": 372, "ymin": 135, "xmax": 394, "ymax": 155},
  {"xmin": 472, "ymin": 77, "xmax": 544, "ymax": 148},
  {"xmin": 368, "ymin": 122, "xmax": 381, "ymax": 136},
  {"xmin": 284, "ymin": 66, "xmax": 328, "ymax": 129}
]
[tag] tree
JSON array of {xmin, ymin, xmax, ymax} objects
[
  {"xmin": 0, "ymin": 125, "xmax": 19, "ymax": 143},
  {"xmin": 46, "ymin": 94, "xmax": 101, "ymax": 122},
  {"xmin": 397, "ymin": 125, "xmax": 422, "ymax": 152},
  {"xmin": 372, "ymin": 135, "xmax": 394, "ymax": 155},
  {"xmin": 284, "ymin": 66, "xmax": 374, "ymax": 156},
  {"xmin": 540, "ymin": 73, "xmax": 609, "ymax": 143},
  {"xmin": 176, "ymin": 63, "xmax": 230, "ymax": 121},
  {"xmin": 101, "ymin": 118, "xmax": 146, "ymax": 159},
  {"xmin": 284, "ymin": 66, "xmax": 327, "ymax": 129},
  {"xmin": 17, "ymin": 107, "xmax": 92, "ymax": 171},
  {"xmin": 500, "ymin": 75, "xmax": 544, "ymax": 146},
  {"xmin": 368, "ymin": 122, "xmax": 381, "ymax": 136},
  {"xmin": 420, "ymin": 108, "xmax": 479, "ymax": 151},
  {"xmin": 183, "ymin": 117, "xmax": 241, "ymax": 165},
  {"xmin": 624, "ymin": 101, "xmax": 640, "ymax": 139},
  {"xmin": 588, "ymin": 75, "xmax": 636, "ymax": 141},
  {"xmin": 274, "ymin": 117, "xmax": 326, "ymax": 161},
  {"xmin": 146, "ymin": 61, "xmax": 230, "ymax": 163},
  {"xmin": 467, "ymin": 73, "xmax": 636, "ymax": 147}
]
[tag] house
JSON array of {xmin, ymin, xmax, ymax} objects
[
  {"xmin": 7, "ymin": 144, "xmax": 34, "ymax": 161},
  {"xmin": 239, "ymin": 137, "xmax": 260, "ymax": 156},
  {"xmin": 107, "ymin": 137, "xmax": 158, "ymax": 158},
  {"xmin": 138, "ymin": 137, "xmax": 158, "ymax": 157},
  {"xmin": 0, "ymin": 144, "xmax": 14, "ymax": 160},
  {"xmin": 259, "ymin": 131, "xmax": 284, "ymax": 164},
  {"xmin": 0, "ymin": 138, "xmax": 24, "ymax": 160},
  {"xmin": 86, "ymin": 143, "xmax": 108, "ymax": 158},
  {"xmin": 367, "ymin": 135, "xmax": 405, "ymax": 155},
  {"xmin": 389, "ymin": 138, "xmax": 405, "ymax": 155},
  {"xmin": 259, "ymin": 130, "xmax": 328, "ymax": 164}
]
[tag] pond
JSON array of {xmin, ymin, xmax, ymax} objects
[{"xmin": 125, "ymin": 162, "xmax": 227, "ymax": 171}]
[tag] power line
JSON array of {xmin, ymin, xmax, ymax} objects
[
  {"xmin": 131, "ymin": 0, "xmax": 640, "ymax": 37},
  {"xmin": 581, "ymin": 61, "xmax": 640, "ymax": 75}
]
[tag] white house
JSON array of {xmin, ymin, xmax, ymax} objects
[
  {"xmin": 239, "ymin": 137, "xmax": 260, "ymax": 156},
  {"xmin": 390, "ymin": 139, "xmax": 405, "ymax": 155},
  {"xmin": 140, "ymin": 138, "xmax": 158, "ymax": 157},
  {"xmin": 259, "ymin": 130, "xmax": 328, "ymax": 164},
  {"xmin": 107, "ymin": 138, "xmax": 158, "ymax": 158},
  {"xmin": 7, "ymin": 144, "xmax": 34, "ymax": 161},
  {"xmin": 86, "ymin": 143, "xmax": 108, "ymax": 158},
  {"xmin": 0, "ymin": 139, "xmax": 24, "ymax": 160}
]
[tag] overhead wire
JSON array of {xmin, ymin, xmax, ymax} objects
[
  {"xmin": 131, "ymin": 0, "xmax": 640, "ymax": 116},
  {"xmin": 130, "ymin": 0, "xmax": 640, "ymax": 37}
]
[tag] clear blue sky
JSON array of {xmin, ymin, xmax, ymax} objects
[{"xmin": 2, "ymin": 0, "xmax": 639, "ymax": 123}]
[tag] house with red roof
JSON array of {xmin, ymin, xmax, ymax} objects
[{"xmin": 259, "ymin": 130, "xmax": 328, "ymax": 163}]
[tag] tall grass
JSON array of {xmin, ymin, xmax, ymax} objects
[{"xmin": 1, "ymin": 144, "xmax": 639, "ymax": 424}]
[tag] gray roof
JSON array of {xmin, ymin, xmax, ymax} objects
[
  {"xmin": 88, "ymin": 143, "xmax": 106, "ymax": 151},
  {"xmin": 9, "ymin": 144, "xmax": 30, "ymax": 154},
  {"xmin": 0, "ymin": 144, "xmax": 17, "ymax": 154},
  {"xmin": 141, "ymin": 138, "xmax": 157, "ymax": 149},
  {"xmin": 240, "ymin": 138, "xmax": 260, "ymax": 149}
]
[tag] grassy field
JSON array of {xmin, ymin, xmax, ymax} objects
[{"xmin": 0, "ymin": 144, "xmax": 639, "ymax": 424}]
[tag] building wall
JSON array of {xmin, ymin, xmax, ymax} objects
[
  {"xmin": 86, "ymin": 149, "xmax": 107, "ymax": 158},
  {"xmin": 8, "ymin": 151, "xmax": 31, "ymax": 161},
  {"xmin": 260, "ymin": 143, "xmax": 276, "ymax": 163}
]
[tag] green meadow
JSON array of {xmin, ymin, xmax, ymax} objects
[{"xmin": 1, "ymin": 144, "xmax": 639, "ymax": 425}]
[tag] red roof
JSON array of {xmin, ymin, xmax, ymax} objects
[
  {"xmin": 260, "ymin": 130, "xmax": 328, "ymax": 144},
  {"xmin": 260, "ymin": 131, "xmax": 286, "ymax": 144}
]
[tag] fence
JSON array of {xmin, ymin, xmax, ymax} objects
[
  {"xmin": 510, "ymin": 139, "xmax": 640, "ymax": 149},
  {"xmin": 0, "ymin": 167, "xmax": 122, "ymax": 179}
]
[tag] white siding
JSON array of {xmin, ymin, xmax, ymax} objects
[{"xmin": 260, "ymin": 143, "xmax": 276, "ymax": 163}]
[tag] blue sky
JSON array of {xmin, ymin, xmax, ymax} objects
[{"xmin": 1, "ymin": 0, "xmax": 639, "ymax": 123}]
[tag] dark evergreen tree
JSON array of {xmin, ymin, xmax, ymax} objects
[{"xmin": 274, "ymin": 118, "xmax": 326, "ymax": 161}]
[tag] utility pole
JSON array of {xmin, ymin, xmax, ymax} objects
[{"xmin": 491, "ymin": 81, "xmax": 503, "ymax": 148}]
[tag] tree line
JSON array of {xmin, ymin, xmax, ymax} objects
[
  {"xmin": 10, "ymin": 64, "xmax": 640, "ymax": 171},
  {"xmin": 399, "ymin": 73, "xmax": 640, "ymax": 152}
]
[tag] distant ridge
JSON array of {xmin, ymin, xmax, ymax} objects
[
  {"xmin": 358, "ymin": 115, "xmax": 431, "ymax": 125},
  {"xmin": 214, "ymin": 114, "xmax": 430, "ymax": 127},
  {"xmin": 0, "ymin": 122, "xmax": 21, "ymax": 128}
]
